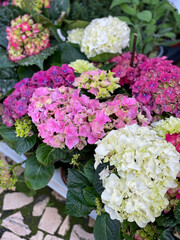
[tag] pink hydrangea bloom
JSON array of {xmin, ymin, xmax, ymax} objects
[
  {"xmin": 130, "ymin": 57, "xmax": 180, "ymax": 117},
  {"xmin": 12, "ymin": 0, "xmax": 51, "ymax": 11},
  {"xmin": 0, "ymin": 0, "xmax": 9, "ymax": 6},
  {"xmin": 109, "ymin": 51, "xmax": 148, "ymax": 86},
  {"xmin": 6, "ymin": 14, "xmax": 50, "ymax": 63},
  {"xmin": 28, "ymin": 87, "xmax": 151, "ymax": 150},
  {"xmin": 2, "ymin": 65, "xmax": 75, "ymax": 127}
]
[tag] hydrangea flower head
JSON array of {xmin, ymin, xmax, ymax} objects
[
  {"xmin": 14, "ymin": 115, "xmax": 33, "ymax": 137},
  {"xmin": 130, "ymin": 57, "xmax": 180, "ymax": 117},
  {"xmin": 95, "ymin": 124, "xmax": 180, "ymax": 227},
  {"xmin": 12, "ymin": 0, "xmax": 51, "ymax": 12},
  {"xmin": 0, "ymin": 160, "xmax": 17, "ymax": 190},
  {"xmin": 0, "ymin": 0, "xmax": 9, "ymax": 6},
  {"xmin": 73, "ymin": 69, "xmax": 120, "ymax": 98},
  {"xmin": 80, "ymin": 16, "xmax": 130, "ymax": 58},
  {"xmin": 2, "ymin": 65, "xmax": 75, "ymax": 126},
  {"xmin": 67, "ymin": 28, "xmax": 85, "ymax": 45},
  {"xmin": 109, "ymin": 51, "xmax": 148, "ymax": 86},
  {"xmin": 69, "ymin": 59, "xmax": 97, "ymax": 73},
  {"xmin": 6, "ymin": 14, "xmax": 50, "ymax": 62}
]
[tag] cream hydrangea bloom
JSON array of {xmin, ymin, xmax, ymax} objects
[
  {"xmin": 152, "ymin": 116, "xmax": 180, "ymax": 138},
  {"xmin": 95, "ymin": 124, "xmax": 180, "ymax": 228},
  {"xmin": 69, "ymin": 59, "xmax": 97, "ymax": 73},
  {"xmin": 67, "ymin": 28, "xmax": 85, "ymax": 45},
  {"xmin": 80, "ymin": 16, "xmax": 130, "ymax": 58}
]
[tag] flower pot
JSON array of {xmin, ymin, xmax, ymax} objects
[{"xmin": 61, "ymin": 167, "xmax": 68, "ymax": 185}]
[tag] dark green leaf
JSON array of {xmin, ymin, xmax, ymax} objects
[
  {"xmin": 100, "ymin": 62, "xmax": 116, "ymax": 71},
  {"xmin": 156, "ymin": 212, "xmax": 177, "ymax": 228},
  {"xmin": 16, "ymin": 176, "xmax": 37, "ymax": 196},
  {"xmin": 14, "ymin": 134, "xmax": 37, "ymax": 155},
  {"xmin": 174, "ymin": 201, "xmax": 180, "ymax": 224},
  {"xmin": 63, "ymin": 19, "xmax": 89, "ymax": 30},
  {"xmin": 24, "ymin": 154, "xmax": 55, "ymax": 190},
  {"xmin": 0, "ymin": 67, "xmax": 17, "ymax": 96},
  {"xmin": 18, "ymin": 42, "xmax": 59, "ymax": 70},
  {"xmin": 83, "ymin": 186, "xmax": 98, "ymax": 206},
  {"xmin": 60, "ymin": 42, "xmax": 87, "ymax": 64},
  {"xmin": 93, "ymin": 163, "xmax": 107, "ymax": 195},
  {"xmin": 67, "ymin": 168, "xmax": 90, "ymax": 189},
  {"xmin": 159, "ymin": 228, "xmax": 174, "ymax": 240},
  {"xmin": 137, "ymin": 10, "xmax": 152, "ymax": 22},
  {"xmin": 0, "ymin": 124, "xmax": 18, "ymax": 142},
  {"xmin": 110, "ymin": 0, "xmax": 131, "ymax": 9},
  {"xmin": 0, "ymin": 47, "xmax": 16, "ymax": 68},
  {"xmin": 118, "ymin": 16, "xmax": 132, "ymax": 25},
  {"xmin": 48, "ymin": 0, "xmax": 70, "ymax": 21},
  {"xmin": 17, "ymin": 65, "xmax": 39, "ymax": 80},
  {"xmin": 121, "ymin": 4, "xmax": 136, "ymax": 16},
  {"xmin": 94, "ymin": 213, "xmax": 122, "ymax": 240},
  {"xmin": 90, "ymin": 53, "xmax": 118, "ymax": 63},
  {"xmin": 84, "ymin": 159, "xmax": 95, "ymax": 184},
  {"xmin": 32, "ymin": 12, "xmax": 53, "ymax": 28}
]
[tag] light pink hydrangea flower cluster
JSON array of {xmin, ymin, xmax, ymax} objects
[
  {"xmin": 6, "ymin": 14, "xmax": 50, "ymax": 62},
  {"xmin": 73, "ymin": 69, "xmax": 120, "ymax": 99},
  {"xmin": 109, "ymin": 51, "xmax": 148, "ymax": 86},
  {"xmin": 2, "ymin": 65, "xmax": 75, "ymax": 127},
  {"xmin": 28, "ymin": 86, "xmax": 152, "ymax": 150},
  {"xmin": 131, "ymin": 57, "xmax": 180, "ymax": 117}
]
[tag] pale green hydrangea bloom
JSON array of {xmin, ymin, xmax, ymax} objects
[
  {"xmin": 0, "ymin": 160, "xmax": 17, "ymax": 191},
  {"xmin": 15, "ymin": 115, "xmax": 33, "ymax": 138},
  {"xmin": 67, "ymin": 28, "xmax": 85, "ymax": 45},
  {"xmin": 151, "ymin": 116, "xmax": 180, "ymax": 138},
  {"xmin": 81, "ymin": 16, "xmax": 130, "ymax": 58},
  {"xmin": 95, "ymin": 124, "xmax": 180, "ymax": 228},
  {"xmin": 69, "ymin": 60, "xmax": 97, "ymax": 73}
]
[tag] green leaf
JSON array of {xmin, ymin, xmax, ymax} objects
[
  {"xmin": 17, "ymin": 65, "xmax": 39, "ymax": 80},
  {"xmin": 110, "ymin": 0, "xmax": 131, "ymax": 9},
  {"xmin": 118, "ymin": 16, "xmax": 132, "ymax": 25},
  {"xmin": 93, "ymin": 163, "xmax": 107, "ymax": 195},
  {"xmin": 137, "ymin": 10, "xmax": 152, "ymax": 22},
  {"xmin": 83, "ymin": 186, "xmax": 97, "ymax": 206},
  {"xmin": 32, "ymin": 12, "xmax": 53, "ymax": 28},
  {"xmin": 174, "ymin": 201, "xmax": 180, "ymax": 224},
  {"xmin": 0, "ymin": 67, "xmax": 17, "ymax": 96},
  {"xmin": 100, "ymin": 62, "xmax": 116, "ymax": 71},
  {"xmin": 0, "ymin": 124, "xmax": 18, "ymax": 142},
  {"xmin": 14, "ymin": 135, "xmax": 37, "ymax": 155},
  {"xmin": 63, "ymin": 19, "xmax": 89, "ymax": 30},
  {"xmin": 156, "ymin": 212, "xmax": 177, "ymax": 228},
  {"xmin": 60, "ymin": 42, "xmax": 87, "ymax": 64},
  {"xmin": 159, "ymin": 228, "xmax": 174, "ymax": 240},
  {"xmin": 24, "ymin": 154, "xmax": 55, "ymax": 190},
  {"xmin": 84, "ymin": 159, "xmax": 95, "ymax": 184},
  {"xmin": 48, "ymin": 0, "xmax": 70, "ymax": 22},
  {"xmin": 65, "ymin": 168, "xmax": 93, "ymax": 217},
  {"xmin": 16, "ymin": 176, "xmax": 37, "ymax": 197},
  {"xmin": 144, "ymin": 43, "xmax": 153, "ymax": 54},
  {"xmin": 18, "ymin": 42, "xmax": 59, "ymax": 70},
  {"xmin": 36, "ymin": 143, "xmax": 66, "ymax": 166},
  {"xmin": 0, "ymin": 47, "xmax": 16, "ymax": 68},
  {"xmin": 121, "ymin": 4, "xmax": 136, "ymax": 16},
  {"xmin": 90, "ymin": 53, "xmax": 118, "ymax": 63},
  {"xmin": 0, "ymin": 5, "xmax": 25, "ymax": 48},
  {"xmin": 94, "ymin": 213, "xmax": 122, "ymax": 240}
]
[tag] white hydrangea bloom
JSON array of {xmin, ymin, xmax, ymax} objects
[
  {"xmin": 67, "ymin": 28, "xmax": 85, "ymax": 45},
  {"xmin": 95, "ymin": 124, "xmax": 180, "ymax": 228},
  {"xmin": 152, "ymin": 116, "xmax": 180, "ymax": 138},
  {"xmin": 80, "ymin": 16, "xmax": 130, "ymax": 58}
]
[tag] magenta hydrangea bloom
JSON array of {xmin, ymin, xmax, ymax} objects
[
  {"xmin": 2, "ymin": 65, "xmax": 75, "ymax": 127},
  {"xmin": 109, "ymin": 51, "xmax": 148, "ymax": 86},
  {"xmin": 6, "ymin": 14, "xmax": 50, "ymax": 62},
  {"xmin": 130, "ymin": 57, "xmax": 180, "ymax": 118},
  {"xmin": 0, "ymin": 0, "xmax": 9, "ymax": 6},
  {"xmin": 28, "ymin": 86, "xmax": 152, "ymax": 150}
]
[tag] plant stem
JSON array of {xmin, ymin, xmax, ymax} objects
[{"xmin": 130, "ymin": 33, "xmax": 137, "ymax": 67}]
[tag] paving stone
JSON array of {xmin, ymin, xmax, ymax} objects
[
  {"xmin": 88, "ymin": 217, "xmax": 95, "ymax": 228},
  {"xmin": 38, "ymin": 207, "xmax": 62, "ymax": 235},
  {"xmin": 32, "ymin": 197, "xmax": 49, "ymax": 216},
  {"xmin": 2, "ymin": 211, "xmax": 31, "ymax": 236},
  {"xmin": 44, "ymin": 235, "xmax": 64, "ymax": 240},
  {"xmin": 51, "ymin": 191, "xmax": 66, "ymax": 202},
  {"xmin": 30, "ymin": 231, "xmax": 44, "ymax": 240},
  {"xmin": 70, "ymin": 224, "xmax": 94, "ymax": 240},
  {"xmin": 3, "ymin": 192, "xmax": 34, "ymax": 210},
  {"xmin": 1, "ymin": 231, "xmax": 26, "ymax": 240},
  {"xmin": 58, "ymin": 215, "xmax": 70, "ymax": 236},
  {"xmin": 0, "ymin": 187, "xmax": 4, "ymax": 194}
]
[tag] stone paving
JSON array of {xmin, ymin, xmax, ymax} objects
[{"xmin": 0, "ymin": 154, "xmax": 95, "ymax": 240}]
